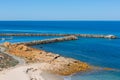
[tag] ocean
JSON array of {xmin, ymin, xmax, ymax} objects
[{"xmin": 0, "ymin": 21, "xmax": 120, "ymax": 80}]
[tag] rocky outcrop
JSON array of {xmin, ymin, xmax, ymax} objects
[
  {"xmin": 4, "ymin": 43, "xmax": 93, "ymax": 76},
  {"xmin": 3, "ymin": 42, "xmax": 11, "ymax": 48}
]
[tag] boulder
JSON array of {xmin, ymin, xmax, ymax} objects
[
  {"xmin": 16, "ymin": 45, "xmax": 29, "ymax": 51},
  {"xmin": 3, "ymin": 42, "xmax": 11, "ymax": 48},
  {"xmin": 0, "ymin": 55, "xmax": 4, "ymax": 60},
  {"xmin": 105, "ymin": 35, "xmax": 117, "ymax": 39}
]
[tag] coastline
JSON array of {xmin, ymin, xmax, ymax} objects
[
  {"xmin": 0, "ymin": 43, "xmax": 90, "ymax": 80},
  {"xmin": 3, "ymin": 42, "xmax": 93, "ymax": 76},
  {"xmin": 0, "ymin": 41, "xmax": 116, "ymax": 80}
]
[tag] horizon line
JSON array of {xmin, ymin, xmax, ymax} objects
[{"xmin": 0, "ymin": 19, "xmax": 120, "ymax": 21}]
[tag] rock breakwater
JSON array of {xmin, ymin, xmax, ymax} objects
[
  {"xmin": 0, "ymin": 33, "xmax": 117, "ymax": 39},
  {"xmin": 15, "ymin": 35, "xmax": 78, "ymax": 46}
]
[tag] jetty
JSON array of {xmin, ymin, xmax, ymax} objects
[
  {"xmin": 15, "ymin": 35, "xmax": 78, "ymax": 46},
  {"xmin": 0, "ymin": 33, "xmax": 117, "ymax": 39}
]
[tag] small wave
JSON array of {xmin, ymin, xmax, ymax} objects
[
  {"xmin": 74, "ymin": 53, "xmax": 103, "ymax": 62},
  {"xmin": 109, "ymin": 68, "xmax": 120, "ymax": 72},
  {"xmin": 64, "ymin": 76, "xmax": 72, "ymax": 80},
  {"xmin": 0, "ymin": 29, "xmax": 44, "ymax": 32}
]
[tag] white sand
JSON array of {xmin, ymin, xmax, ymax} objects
[
  {"xmin": 0, "ymin": 63, "xmax": 64, "ymax": 80},
  {"xmin": 0, "ymin": 66, "xmax": 29, "ymax": 80}
]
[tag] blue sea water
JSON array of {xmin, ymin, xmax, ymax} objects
[{"xmin": 0, "ymin": 21, "xmax": 120, "ymax": 80}]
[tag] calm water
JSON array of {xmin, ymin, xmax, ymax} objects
[{"xmin": 0, "ymin": 21, "xmax": 120, "ymax": 80}]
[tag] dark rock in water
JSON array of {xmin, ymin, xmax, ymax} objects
[{"xmin": 40, "ymin": 46, "xmax": 43, "ymax": 48}]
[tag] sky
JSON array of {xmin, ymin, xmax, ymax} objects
[{"xmin": 0, "ymin": 0, "xmax": 120, "ymax": 20}]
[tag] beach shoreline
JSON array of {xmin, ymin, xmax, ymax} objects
[{"xmin": 0, "ymin": 42, "xmax": 92, "ymax": 80}]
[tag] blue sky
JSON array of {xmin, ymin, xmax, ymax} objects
[{"xmin": 0, "ymin": 0, "xmax": 120, "ymax": 20}]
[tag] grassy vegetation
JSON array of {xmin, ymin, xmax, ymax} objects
[{"xmin": 0, "ymin": 53, "xmax": 18, "ymax": 69}]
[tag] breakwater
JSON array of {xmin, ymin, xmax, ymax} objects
[
  {"xmin": 0, "ymin": 33, "xmax": 117, "ymax": 39},
  {"xmin": 15, "ymin": 35, "xmax": 78, "ymax": 46}
]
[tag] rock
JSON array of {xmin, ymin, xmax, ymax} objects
[
  {"xmin": 3, "ymin": 42, "xmax": 11, "ymax": 48},
  {"xmin": 104, "ymin": 68, "xmax": 113, "ymax": 70},
  {"xmin": 105, "ymin": 35, "xmax": 117, "ymax": 39},
  {"xmin": 0, "ymin": 68, "xmax": 2, "ymax": 71},
  {"xmin": 0, "ymin": 55, "xmax": 4, "ymax": 60},
  {"xmin": 17, "ymin": 45, "xmax": 29, "ymax": 51}
]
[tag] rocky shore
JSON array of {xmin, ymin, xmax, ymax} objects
[
  {"xmin": 0, "ymin": 33, "xmax": 117, "ymax": 39},
  {"xmin": 3, "ymin": 42, "xmax": 93, "ymax": 76}
]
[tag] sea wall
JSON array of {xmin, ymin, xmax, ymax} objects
[
  {"xmin": 0, "ymin": 33, "xmax": 117, "ymax": 39},
  {"xmin": 15, "ymin": 35, "xmax": 78, "ymax": 46}
]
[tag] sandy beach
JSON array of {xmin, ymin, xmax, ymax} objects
[{"xmin": 0, "ymin": 63, "xmax": 64, "ymax": 80}]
